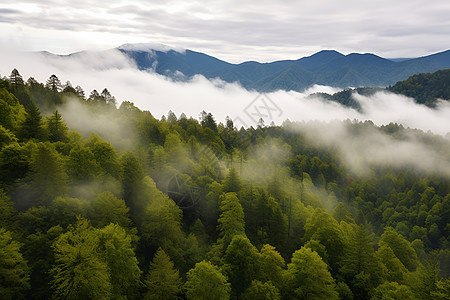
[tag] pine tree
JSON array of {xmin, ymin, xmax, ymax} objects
[{"xmin": 144, "ymin": 248, "xmax": 182, "ymax": 300}]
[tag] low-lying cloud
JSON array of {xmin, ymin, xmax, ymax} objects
[{"xmin": 0, "ymin": 50, "xmax": 449, "ymax": 177}]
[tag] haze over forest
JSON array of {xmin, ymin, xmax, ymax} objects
[{"xmin": 0, "ymin": 0, "xmax": 449, "ymax": 299}]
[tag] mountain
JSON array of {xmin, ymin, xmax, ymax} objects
[
  {"xmin": 309, "ymin": 68, "xmax": 450, "ymax": 109},
  {"xmin": 117, "ymin": 45, "xmax": 450, "ymax": 92},
  {"xmin": 45, "ymin": 44, "xmax": 450, "ymax": 93}
]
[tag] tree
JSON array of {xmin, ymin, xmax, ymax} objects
[
  {"xmin": 222, "ymin": 167, "xmax": 242, "ymax": 193},
  {"xmin": 97, "ymin": 223, "xmax": 142, "ymax": 299},
  {"xmin": 50, "ymin": 218, "xmax": 111, "ymax": 300},
  {"xmin": 217, "ymin": 192, "xmax": 245, "ymax": 245},
  {"xmin": 20, "ymin": 142, "xmax": 68, "ymax": 207},
  {"xmin": 9, "ymin": 69, "xmax": 24, "ymax": 90},
  {"xmin": 17, "ymin": 102, "xmax": 46, "ymax": 141},
  {"xmin": 375, "ymin": 244, "xmax": 408, "ymax": 283},
  {"xmin": 185, "ymin": 260, "xmax": 230, "ymax": 300},
  {"xmin": 379, "ymin": 227, "xmax": 418, "ymax": 271},
  {"xmin": 304, "ymin": 208, "xmax": 345, "ymax": 271},
  {"xmin": 45, "ymin": 74, "xmax": 62, "ymax": 104},
  {"xmin": 339, "ymin": 223, "xmax": 383, "ymax": 298},
  {"xmin": 0, "ymin": 228, "xmax": 30, "ymax": 299},
  {"xmin": 371, "ymin": 281, "xmax": 416, "ymax": 300},
  {"xmin": 200, "ymin": 111, "xmax": 218, "ymax": 133},
  {"xmin": 46, "ymin": 110, "xmax": 68, "ymax": 142},
  {"xmin": 259, "ymin": 244, "xmax": 285, "ymax": 289},
  {"xmin": 100, "ymin": 88, "xmax": 117, "ymax": 106},
  {"xmin": 224, "ymin": 235, "xmax": 261, "ymax": 296},
  {"xmin": 284, "ymin": 247, "xmax": 338, "ymax": 300},
  {"xmin": 144, "ymin": 248, "xmax": 182, "ymax": 300},
  {"xmin": 88, "ymin": 191, "xmax": 131, "ymax": 229},
  {"xmin": 45, "ymin": 74, "xmax": 62, "ymax": 94},
  {"xmin": 67, "ymin": 147, "xmax": 101, "ymax": 182},
  {"xmin": 242, "ymin": 280, "xmax": 280, "ymax": 300}
]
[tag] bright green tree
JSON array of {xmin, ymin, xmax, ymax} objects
[
  {"xmin": 185, "ymin": 260, "xmax": 230, "ymax": 300},
  {"xmin": 97, "ymin": 223, "xmax": 141, "ymax": 299},
  {"xmin": 217, "ymin": 192, "xmax": 245, "ymax": 245},
  {"xmin": 50, "ymin": 219, "xmax": 111, "ymax": 300},
  {"xmin": 259, "ymin": 244, "xmax": 285, "ymax": 289},
  {"xmin": 0, "ymin": 228, "xmax": 30, "ymax": 299},
  {"xmin": 88, "ymin": 191, "xmax": 131, "ymax": 229},
  {"xmin": 242, "ymin": 280, "xmax": 280, "ymax": 300},
  {"xmin": 284, "ymin": 246, "xmax": 338, "ymax": 300},
  {"xmin": 144, "ymin": 248, "xmax": 182, "ymax": 300},
  {"xmin": 371, "ymin": 281, "xmax": 416, "ymax": 300},
  {"xmin": 379, "ymin": 227, "xmax": 418, "ymax": 272}
]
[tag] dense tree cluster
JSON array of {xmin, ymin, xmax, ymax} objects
[{"xmin": 0, "ymin": 70, "xmax": 449, "ymax": 299}]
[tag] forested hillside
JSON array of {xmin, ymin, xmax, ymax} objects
[
  {"xmin": 311, "ymin": 69, "xmax": 450, "ymax": 109},
  {"xmin": 0, "ymin": 69, "xmax": 449, "ymax": 299}
]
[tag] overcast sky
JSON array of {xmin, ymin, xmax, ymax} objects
[{"xmin": 1, "ymin": 0, "xmax": 449, "ymax": 62}]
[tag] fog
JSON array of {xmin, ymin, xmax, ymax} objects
[
  {"xmin": 1, "ymin": 50, "xmax": 449, "ymax": 135},
  {"xmin": 0, "ymin": 50, "xmax": 449, "ymax": 178}
]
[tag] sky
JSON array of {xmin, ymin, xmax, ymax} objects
[{"xmin": 1, "ymin": 0, "xmax": 450, "ymax": 62}]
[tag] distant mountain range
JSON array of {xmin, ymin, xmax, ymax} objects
[
  {"xmin": 116, "ymin": 45, "xmax": 450, "ymax": 92},
  {"xmin": 45, "ymin": 44, "xmax": 450, "ymax": 93}
]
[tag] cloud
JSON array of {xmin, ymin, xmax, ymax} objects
[
  {"xmin": 1, "ymin": 50, "xmax": 449, "ymax": 136},
  {"xmin": 0, "ymin": 49, "xmax": 449, "ymax": 178},
  {"xmin": 288, "ymin": 120, "xmax": 450, "ymax": 178},
  {"xmin": 1, "ymin": 0, "xmax": 449, "ymax": 62}
]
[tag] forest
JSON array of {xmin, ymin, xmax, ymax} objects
[{"xmin": 0, "ymin": 69, "xmax": 449, "ymax": 299}]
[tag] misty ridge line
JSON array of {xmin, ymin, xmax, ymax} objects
[{"xmin": 1, "ymin": 49, "xmax": 449, "ymax": 180}]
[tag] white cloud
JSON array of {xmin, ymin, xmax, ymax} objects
[
  {"xmin": 0, "ymin": 0, "xmax": 449, "ymax": 62},
  {"xmin": 0, "ymin": 50, "xmax": 448, "ymax": 177}
]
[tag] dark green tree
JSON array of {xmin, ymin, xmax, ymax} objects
[{"xmin": 46, "ymin": 110, "xmax": 68, "ymax": 142}]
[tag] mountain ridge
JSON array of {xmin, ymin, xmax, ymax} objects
[{"xmin": 42, "ymin": 45, "xmax": 450, "ymax": 92}]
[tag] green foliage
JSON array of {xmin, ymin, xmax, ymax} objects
[
  {"xmin": 0, "ymin": 228, "xmax": 30, "ymax": 299},
  {"xmin": 242, "ymin": 280, "xmax": 281, "ymax": 300},
  {"xmin": 379, "ymin": 227, "xmax": 419, "ymax": 272},
  {"xmin": 185, "ymin": 260, "xmax": 230, "ymax": 300},
  {"xmin": 50, "ymin": 219, "xmax": 111, "ymax": 300},
  {"xmin": 144, "ymin": 248, "xmax": 182, "ymax": 300},
  {"xmin": 0, "ymin": 74, "xmax": 448, "ymax": 299},
  {"xmin": 371, "ymin": 281, "xmax": 416, "ymax": 300},
  {"xmin": 284, "ymin": 246, "xmax": 338, "ymax": 300},
  {"xmin": 217, "ymin": 192, "xmax": 245, "ymax": 245},
  {"xmin": 389, "ymin": 69, "xmax": 450, "ymax": 106},
  {"xmin": 46, "ymin": 110, "xmax": 68, "ymax": 142},
  {"xmin": 97, "ymin": 223, "xmax": 142, "ymax": 299},
  {"xmin": 224, "ymin": 235, "xmax": 261, "ymax": 296}
]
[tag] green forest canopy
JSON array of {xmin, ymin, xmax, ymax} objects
[{"xmin": 0, "ymin": 69, "xmax": 449, "ymax": 299}]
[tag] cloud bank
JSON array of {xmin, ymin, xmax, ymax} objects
[
  {"xmin": 0, "ymin": 50, "xmax": 449, "ymax": 178},
  {"xmin": 0, "ymin": 50, "xmax": 449, "ymax": 136},
  {"xmin": 0, "ymin": 0, "xmax": 449, "ymax": 62}
]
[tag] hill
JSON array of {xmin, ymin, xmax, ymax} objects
[{"xmin": 117, "ymin": 46, "xmax": 450, "ymax": 91}]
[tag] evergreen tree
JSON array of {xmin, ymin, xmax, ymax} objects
[
  {"xmin": 18, "ymin": 102, "xmax": 46, "ymax": 141},
  {"xmin": 224, "ymin": 235, "xmax": 261, "ymax": 296},
  {"xmin": 217, "ymin": 192, "xmax": 245, "ymax": 245},
  {"xmin": 0, "ymin": 228, "xmax": 30, "ymax": 299},
  {"xmin": 144, "ymin": 248, "xmax": 182, "ymax": 300},
  {"xmin": 185, "ymin": 260, "xmax": 230, "ymax": 300},
  {"xmin": 284, "ymin": 247, "xmax": 338, "ymax": 300},
  {"xmin": 46, "ymin": 110, "xmax": 68, "ymax": 142},
  {"xmin": 50, "ymin": 219, "xmax": 111, "ymax": 300}
]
